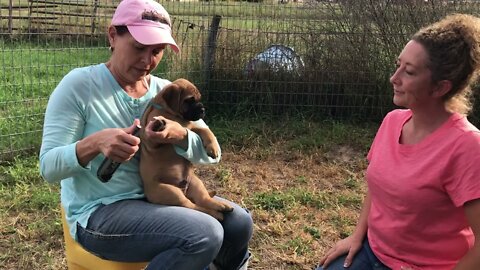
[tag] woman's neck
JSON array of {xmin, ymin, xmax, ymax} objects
[
  {"xmin": 122, "ymin": 78, "xmax": 149, "ymax": 99},
  {"xmin": 401, "ymin": 107, "xmax": 452, "ymax": 145},
  {"xmin": 105, "ymin": 61, "xmax": 149, "ymax": 99},
  {"xmin": 410, "ymin": 106, "xmax": 451, "ymax": 132}
]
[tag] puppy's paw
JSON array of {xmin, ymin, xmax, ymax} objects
[
  {"xmin": 151, "ymin": 118, "xmax": 166, "ymax": 132},
  {"xmin": 219, "ymin": 201, "xmax": 234, "ymax": 213},
  {"xmin": 210, "ymin": 199, "xmax": 234, "ymax": 213},
  {"xmin": 204, "ymin": 142, "xmax": 220, "ymax": 159},
  {"xmin": 194, "ymin": 205, "xmax": 225, "ymax": 221},
  {"xmin": 197, "ymin": 197, "xmax": 233, "ymax": 213}
]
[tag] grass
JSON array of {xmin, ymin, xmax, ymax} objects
[
  {"xmin": 0, "ymin": 44, "xmax": 108, "ymax": 156},
  {"xmin": 2, "ymin": 0, "xmax": 327, "ymax": 39},
  {"xmin": 0, "ymin": 155, "xmax": 64, "ymax": 270},
  {"xmin": 0, "ymin": 117, "xmax": 377, "ymax": 269},
  {"xmin": 0, "ymin": 0, "xmax": 393, "ymax": 157},
  {"xmin": 0, "ymin": 43, "xmax": 175, "ymax": 157}
]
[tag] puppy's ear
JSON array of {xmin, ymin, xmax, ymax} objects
[{"xmin": 159, "ymin": 83, "xmax": 182, "ymax": 112}]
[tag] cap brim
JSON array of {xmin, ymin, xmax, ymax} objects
[{"xmin": 127, "ymin": 25, "xmax": 180, "ymax": 53}]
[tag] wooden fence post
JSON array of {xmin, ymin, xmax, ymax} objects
[
  {"xmin": 8, "ymin": 0, "xmax": 13, "ymax": 34},
  {"xmin": 91, "ymin": 0, "xmax": 99, "ymax": 36},
  {"xmin": 204, "ymin": 15, "xmax": 221, "ymax": 93},
  {"xmin": 27, "ymin": 0, "xmax": 33, "ymax": 34}
]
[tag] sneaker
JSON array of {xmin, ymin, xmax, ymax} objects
[{"xmin": 208, "ymin": 251, "xmax": 251, "ymax": 270}]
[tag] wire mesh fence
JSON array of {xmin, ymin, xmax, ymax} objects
[{"xmin": 1, "ymin": 0, "xmax": 480, "ymax": 160}]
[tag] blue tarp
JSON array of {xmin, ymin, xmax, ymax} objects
[{"xmin": 245, "ymin": 44, "xmax": 305, "ymax": 77}]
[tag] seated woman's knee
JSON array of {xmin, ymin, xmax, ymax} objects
[
  {"xmin": 186, "ymin": 216, "xmax": 224, "ymax": 257},
  {"xmin": 230, "ymin": 208, "xmax": 253, "ymax": 240}
]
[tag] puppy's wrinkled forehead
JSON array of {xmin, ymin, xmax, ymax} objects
[{"xmin": 174, "ymin": 78, "xmax": 201, "ymax": 100}]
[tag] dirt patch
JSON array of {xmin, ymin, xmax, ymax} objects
[
  {"xmin": 198, "ymin": 145, "xmax": 368, "ymax": 269},
  {"xmin": 1, "ymin": 143, "xmax": 368, "ymax": 270}
]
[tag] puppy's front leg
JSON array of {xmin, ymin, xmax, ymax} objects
[{"xmin": 189, "ymin": 126, "xmax": 220, "ymax": 159}]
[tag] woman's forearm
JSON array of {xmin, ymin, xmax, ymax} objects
[
  {"xmin": 352, "ymin": 191, "xmax": 371, "ymax": 240},
  {"xmin": 455, "ymin": 199, "xmax": 480, "ymax": 269},
  {"xmin": 76, "ymin": 133, "xmax": 101, "ymax": 167},
  {"xmin": 454, "ymin": 245, "xmax": 480, "ymax": 270}
]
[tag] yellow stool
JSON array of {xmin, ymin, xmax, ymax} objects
[{"xmin": 61, "ymin": 207, "xmax": 148, "ymax": 270}]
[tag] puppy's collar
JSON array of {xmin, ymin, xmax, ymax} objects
[{"xmin": 148, "ymin": 100, "xmax": 162, "ymax": 110}]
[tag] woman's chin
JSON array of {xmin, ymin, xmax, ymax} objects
[{"xmin": 393, "ymin": 97, "xmax": 404, "ymax": 108}]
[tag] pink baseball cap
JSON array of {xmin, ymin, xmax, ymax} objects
[{"xmin": 111, "ymin": 0, "xmax": 179, "ymax": 53}]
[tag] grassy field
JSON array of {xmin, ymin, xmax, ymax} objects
[
  {"xmin": 1, "ymin": 0, "xmax": 324, "ymax": 35},
  {"xmin": 0, "ymin": 44, "xmax": 106, "ymax": 157},
  {"xmin": 0, "ymin": 0, "xmax": 322, "ymax": 155},
  {"xmin": 0, "ymin": 117, "xmax": 378, "ymax": 270},
  {"xmin": 0, "ymin": 42, "xmax": 176, "ymax": 158}
]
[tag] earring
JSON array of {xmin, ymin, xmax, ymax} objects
[{"xmin": 109, "ymin": 46, "xmax": 113, "ymax": 52}]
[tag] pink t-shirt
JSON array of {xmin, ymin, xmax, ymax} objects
[{"xmin": 366, "ymin": 109, "xmax": 480, "ymax": 270}]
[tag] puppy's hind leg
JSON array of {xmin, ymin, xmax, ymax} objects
[
  {"xmin": 145, "ymin": 182, "xmax": 227, "ymax": 220},
  {"xmin": 144, "ymin": 182, "xmax": 197, "ymax": 209},
  {"xmin": 186, "ymin": 175, "xmax": 234, "ymax": 217}
]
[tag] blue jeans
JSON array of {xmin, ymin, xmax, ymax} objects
[
  {"xmin": 76, "ymin": 197, "xmax": 253, "ymax": 270},
  {"xmin": 315, "ymin": 238, "xmax": 390, "ymax": 270}
]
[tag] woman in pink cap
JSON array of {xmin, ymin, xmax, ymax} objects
[
  {"xmin": 316, "ymin": 14, "xmax": 480, "ymax": 270},
  {"xmin": 39, "ymin": 0, "xmax": 252, "ymax": 269}
]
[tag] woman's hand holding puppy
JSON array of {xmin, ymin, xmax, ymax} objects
[{"xmin": 144, "ymin": 116, "xmax": 188, "ymax": 149}]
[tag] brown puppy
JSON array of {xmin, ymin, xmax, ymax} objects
[{"xmin": 139, "ymin": 78, "xmax": 233, "ymax": 220}]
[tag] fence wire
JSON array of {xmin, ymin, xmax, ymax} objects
[{"xmin": 1, "ymin": 0, "xmax": 480, "ymax": 159}]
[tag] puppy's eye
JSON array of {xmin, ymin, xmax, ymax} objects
[{"xmin": 185, "ymin": 96, "xmax": 195, "ymax": 104}]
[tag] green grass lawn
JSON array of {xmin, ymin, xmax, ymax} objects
[{"xmin": 0, "ymin": 117, "xmax": 378, "ymax": 269}]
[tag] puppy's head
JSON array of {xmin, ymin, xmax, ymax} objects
[{"xmin": 157, "ymin": 79, "xmax": 205, "ymax": 121}]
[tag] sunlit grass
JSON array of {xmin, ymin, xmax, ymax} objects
[{"xmin": 0, "ymin": 118, "xmax": 374, "ymax": 269}]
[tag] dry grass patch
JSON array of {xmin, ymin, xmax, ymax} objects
[
  {"xmin": 1, "ymin": 120, "xmax": 375, "ymax": 270},
  {"xmin": 199, "ymin": 140, "xmax": 369, "ymax": 269}
]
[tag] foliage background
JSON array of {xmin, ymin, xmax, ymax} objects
[{"xmin": 2, "ymin": 0, "xmax": 480, "ymax": 159}]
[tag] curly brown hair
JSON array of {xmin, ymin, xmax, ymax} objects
[{"xmin": 412, "ymin": 13, "xmax": 480, "ymax": 115}]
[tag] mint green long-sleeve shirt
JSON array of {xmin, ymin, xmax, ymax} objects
[{"xmin": 39, "ymin": 63, "xmax": 220, "ymax": 239}]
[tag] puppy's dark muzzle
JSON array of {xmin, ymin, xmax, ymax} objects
[{"xmin": 184, "ymin": 102, "xmax": 205, "ymax": 121}]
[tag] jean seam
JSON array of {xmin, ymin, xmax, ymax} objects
[
  {"xmin": 82, "ymin": 226, "xmax": 133, "ymax": 238},
  {"xmin": 79, "ymin": 224, "xmax": 197, "ymax": 251}
]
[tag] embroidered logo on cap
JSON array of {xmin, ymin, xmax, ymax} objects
[{"xmin": 141, "ymin": 10, "xmax": 170, "ymax": 26}]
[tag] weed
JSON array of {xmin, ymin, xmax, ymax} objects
[
  {"xmin": 284, "ymin": 237, "xmax": 313, "ymax": 256},
  {"xmin": 303, "ymin": 226, "xmax": 321, "ymax": 240},
  {"xmin": 215, "ymin": 165, "xmax": 233, "ymax": 186},
  {"xmin": 252, "ymin": 191, "xmax": 296, "ymax": 211},
  {"xmin": 295, "ymin": 175, "xmax": 308, "ymax": 184}
]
